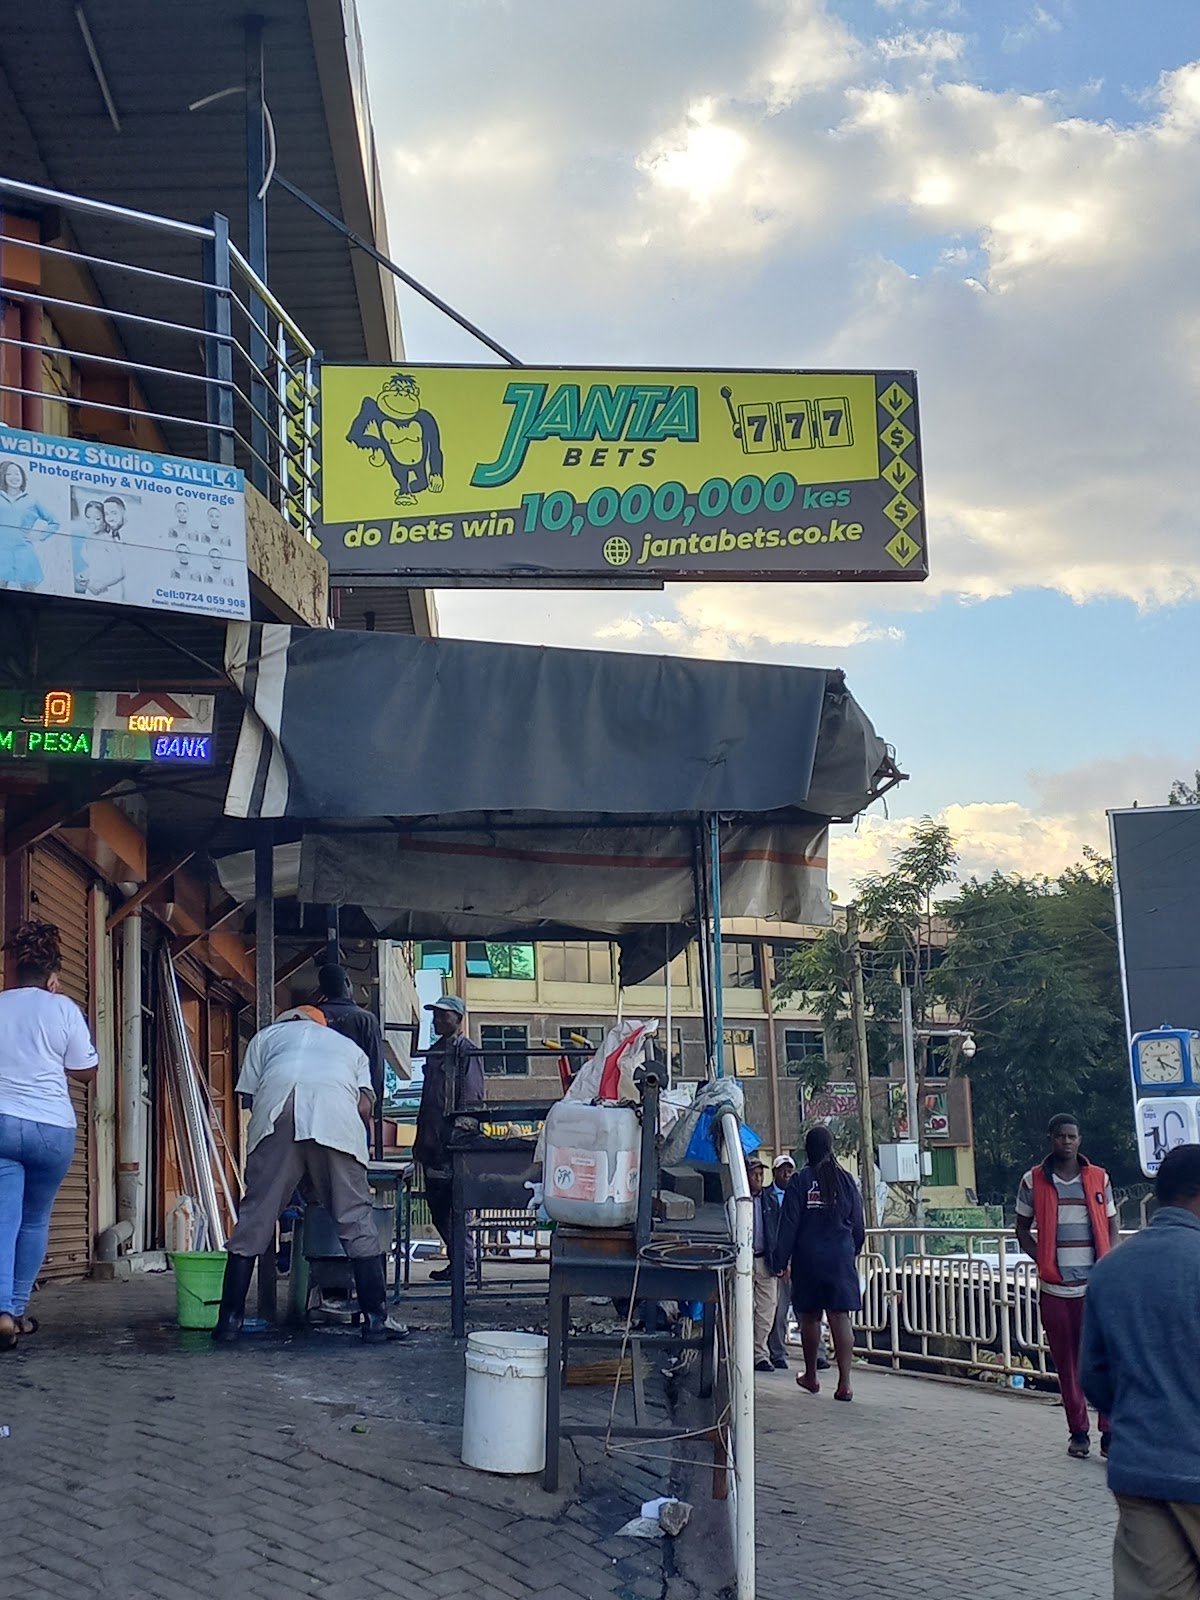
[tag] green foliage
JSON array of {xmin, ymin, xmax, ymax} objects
[
  {"xmin": 1168, "ymin": 773, "xmax": 1200, "ymax": 805},
  {"xmin": 775, "ymin": 819, "xmax": 1137, "ymax": 1201},
  {"xmin": 932, "ymin": 850, "xmax": 1137, "ymax": 1195}
]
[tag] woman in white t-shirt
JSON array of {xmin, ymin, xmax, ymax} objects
[{"xmin": 0, "ymin": 921, "xmax": 99, "ymax": 1348}]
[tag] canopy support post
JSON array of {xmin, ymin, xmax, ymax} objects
[
  {"xmin": 254, "ymin": 820, "xmax": 278, "ymax": 1322},
  {"xmin": 710, "ymin": 816, "xmax": 726, "ymax": 1077}
]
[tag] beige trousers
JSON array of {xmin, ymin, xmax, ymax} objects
[
  {"xmin": 752, "ymin": 1257, "xmax": 778, "ymax": 1365},
  {"xmin": 1114, "ymin": 1495, "xmax": 1200, "ymax": 1600}
]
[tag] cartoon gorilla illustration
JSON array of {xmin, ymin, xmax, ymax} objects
[{"xmin": 346, "ymin": 373, "xmax": 444, "ymax": 506}]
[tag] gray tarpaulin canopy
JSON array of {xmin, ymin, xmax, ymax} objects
[{"xmin": 220, "ymin": 623, "xmax": 897, "ymax": 982}]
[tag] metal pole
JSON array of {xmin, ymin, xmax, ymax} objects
[
  {"xmin": 272, "ymin": 173, "xmax": 522, "ymax": 367},
  {"xmin": 761, "ymin": 942, "xmax": 783, "ymax": 1158},
  {"xmin": 254, "ymin": 821, "xmax": 277, "ymax": 1320},
  {"xmin": 719, "ymin": 1108, "xmax": 756, "ymax": 1600},
  {"xmin": 202, "ymin": 213, "xmax": 235, "ymax": 467},
  {"xmin": 901, "ymin": 984, "xmax": 925, "ymax": 1227},
  {"xmin": 663, "ymin": 926, "xmax": 673, "ymax": 1085},
  {"xmin": 710, "ymin": 816, "xmax": 726, "ymax": 1078},
  {"xmin": 118, "ymin": 911, "xmax": 145, "ymax": 1253},
  {"xmin": 245, "ymin": 16, "xmax": 271, "ymax": 499},
  {"xmin": 847, "ymin": 906, "xmax": 878, "ymax": 1231}
]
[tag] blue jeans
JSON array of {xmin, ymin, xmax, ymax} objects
[{"xmin": 0, "ymin": 1114, "xmax": 77, "ymax": 1316}]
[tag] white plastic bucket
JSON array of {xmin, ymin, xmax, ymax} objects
[{"xmin": 461, "ymin": 1330, "xmax": 548, "ymax": 1475}]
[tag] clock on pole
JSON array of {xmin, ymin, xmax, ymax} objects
[{"xmin": 1130, "ymin": 1027, "xmax": 1200, "ymax": 1093}]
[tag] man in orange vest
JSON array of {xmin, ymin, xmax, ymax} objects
[{"xmin": 1016, "ymin": 1113, "xmax": 1121, "ymax": 1458}]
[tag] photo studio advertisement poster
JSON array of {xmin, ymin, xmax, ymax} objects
[{"xmin": 0, "ymin": 426, "xmax": 249, "ymax": 619}]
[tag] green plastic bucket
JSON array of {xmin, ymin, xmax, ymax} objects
[{"xmin": 170, "ymin": 1250, "xmax": 227, "ymax": 1330}]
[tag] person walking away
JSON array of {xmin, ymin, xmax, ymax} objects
[
  {"xmin": 772, "ymin": 1125, "xmax": 865, "ymax": 1401},
  {"xmin": 317, "ymin": 963, "xmax": 386, "ymax": 1118},
  {"xmin": 212, "ymin": 1007, "xmax": 405, "ymax": 1345},
  {"xmin": 749, "ymin": 1157, "xmax": 784, "ymax": 1372},
  {"xmin": 414, "ymin": 997, "xmax": 485, "ymax": 1283},
  {"xmin": 1015, "ymin": 1112, "xmax": 1119, "ymax": 1458},
  {"xmin": 0, "ymin": 921, "xmax": 98, "ymax": 1348},
  {"xmin": 1081, "ymin": 1144, "xmax": 1200, "ymax": 1600}
]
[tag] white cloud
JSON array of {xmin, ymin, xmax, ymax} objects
[
  {"xmin": 828, "ymin": 752, "xmax": 1190, "ymax": 898},
  {"xmin": 752, "ymin": 0, "xmax": 861, "ymax": 110},
  {"xmin": 371, "ymin": 3, "xmax": 1200, "ymax": 655}
]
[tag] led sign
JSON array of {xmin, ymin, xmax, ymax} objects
[{"xmin": 0, "ymin": 691, "xmax": 215, "ymax": 764}]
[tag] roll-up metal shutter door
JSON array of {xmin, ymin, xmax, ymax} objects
[{"xmin": 28, "ymin": 845, "xmax": 93, "ymax": 1280}]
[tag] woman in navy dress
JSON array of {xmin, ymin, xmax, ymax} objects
[{"xmin": 772, "ymin": 1125, "xmax": 865, "ymax": 1401}]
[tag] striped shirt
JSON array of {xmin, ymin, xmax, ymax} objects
[{"xmin": 1016, "ymin": 1167, "xmax": 1116, "ymax": 1298}]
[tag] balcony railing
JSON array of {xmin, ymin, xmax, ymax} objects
[{"xmin": 0, "ymin": 174, "xmax": 317, "ymax": 540}]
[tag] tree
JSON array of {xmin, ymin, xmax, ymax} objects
[
  {"xmin": 1169, "ymin": 773, "xmax": 1200, "ymax": 805},
  {"xmin": 931, "ymin": 853, "xmax": 1137, "ymax": 1197},
  {"xmin": 775, "ymin": 819, "xmax": 959, "ymax": 1141}
]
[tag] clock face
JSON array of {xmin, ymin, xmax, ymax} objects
[{"xmin": 1138, "ymin": 1035, "xmax": 1186, "ymax": 1085}]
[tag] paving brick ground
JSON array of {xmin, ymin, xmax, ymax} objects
[
  {"xmin": 753, "ymin": 1360, "xmax": 1116, "ymax": 1600},
  {"xmin": 2, "ymin": 1276, "xmax": 1119, "ymax": 1599},
  {"xmin": 0, "ymin": 1274, "xmax": 724, "ymax": 1600}
]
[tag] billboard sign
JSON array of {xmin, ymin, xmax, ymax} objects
[
  {"xmin": 0, "ymin": 426, "xmax": 248, "ymax": 618},
  {"xmin": 0, "ymin": 690, "xmax": 215, "ymax": 764},
  {"xmin": 317, "ymin": 365, "xmax": 927, "ymax": 585},
  {"xmin": 1110, "ymin": 806, "xmax": 1200, "ymax": 1038}
]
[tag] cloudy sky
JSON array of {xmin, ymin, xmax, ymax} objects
[{"xmin": 357, "ymin": 0, "xmax": 1200, "ymax": 894}]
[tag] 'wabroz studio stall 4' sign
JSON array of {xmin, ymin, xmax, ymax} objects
[{"xmin": 316, "ymin": 365, "xmax": 928, "ymax": 586}]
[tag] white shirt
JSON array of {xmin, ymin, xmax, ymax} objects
[
  {"xmin": 236, "ymin": 1019, "xmax": 372, "ymax": 1164},
  {"xmin": 0, "ymin": 987, "xmax": 99, "ymax": 1129}
]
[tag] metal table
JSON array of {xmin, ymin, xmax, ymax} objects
[
  {"xmin": 543, "ymin": 1212, "xmax": 732, "ymax": 1493},
  {"xmin": 447, "ymin": 1104, "xmax": 552, "ymax": 1338}
]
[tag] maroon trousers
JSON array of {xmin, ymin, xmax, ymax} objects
[{"xmin": 1040, "ymin": 1291, "xmax": 1110, "ymax": 1437}]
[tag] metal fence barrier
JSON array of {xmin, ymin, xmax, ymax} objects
[
  {"xmin": 851, "ymin": 1226, "xmax": 1135, "ymax": 1384},
  {"xmin": 0, "ymin": 174, "xmax": 318, "ymax": 540}
]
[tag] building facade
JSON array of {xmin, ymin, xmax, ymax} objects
[{"xmin": 419, "ymin": 917, "xmax": 979, "ymax": 1209}]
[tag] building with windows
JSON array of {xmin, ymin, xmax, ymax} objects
[{"xmin": 417, "ymin": 916, "xmax": 979, "ymax": 1209}]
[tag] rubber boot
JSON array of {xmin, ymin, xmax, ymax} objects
[
  {"xmin": 353, "ymin": 1254, "xmax": 407, "ymax": 1344},
  {"xmin": 211, "ymin": 1253, "xmax": 255, "ymax": 1344}
]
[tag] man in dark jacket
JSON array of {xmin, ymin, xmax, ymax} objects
[
  {"xmin": 749, "ymin": 1157, "xmax": 784, "ymax": 1372},
  {"xmin": 1082, "ymin": 1144, "xmax": 1200, "ymax": 1600},
  {"xmin": 317, "ymin": 964, "xmax": 385, "ymax": 1108},
  {"xmin": 414, "ymin": 997, "xmax": 485, "ymax": 1282}
]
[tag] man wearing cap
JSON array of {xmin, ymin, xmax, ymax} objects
[
  {"xmin": 415, "ymin": 997, "xmax": 486, "ymax": 1282},
  {"xmin": 749, "ymin": 1156, "xmax": 785, "ymax": 1372},
  {"xmin": 211, "ymin": 1007, "xmax": 405, "ymax": 1345},
  {"xmin": 768, "ymin": 1154, "xmax": 796, "ymax": 1369}
]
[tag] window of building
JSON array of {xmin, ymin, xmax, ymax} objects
[
  {"xmin": 723, "ymin": 1026, "xmax": 757, "ymax": 1076},
  {"xmin": 928, "ymin": 1146, "xmax": 958, "ymax": 1187},
  {"xmin": 480, "ymin": 1024, "xmax": 529, "ymax": 1076},
  {"xmin": 782, "ymin": 1028, "xmax": 825, "ymax": 1076},
  {"xmin": 721, "ymin": 941, "xmax": 761, "ymax": 989},
  {"xmin": 769, "ymin": 940, "xmax": 816, "ymax": 990},
  {"xmin": 465, "ymin": 942, "xmax": 536, "ymax": 980},
  {"xmin": 416, "ymin": 941, "xmax": 452, "ymax": 974},
  {"xmin": 541, "ymin": 941, "xmax": 614, "ymax": 985}
]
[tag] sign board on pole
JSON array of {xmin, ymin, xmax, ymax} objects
[
  {"xmin": 0, "ymin": 426, "xmax": 248, "ymax": 618},
  {"xmin": 316, "ymin": 364, "xmax": 927, "ymax": 585}
]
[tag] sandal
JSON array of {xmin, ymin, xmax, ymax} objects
[
  {"xmin": 13, "ymin": 1316, "xmax": 38, "ymax": 1336},
  {"xmin": 835, "ymin": 1386, "xmax": 854, "ymax": 1402},
  {"xmin": 0, "ymin": 1313, "xmax": 16, "ymax": 1352},
  {"xmin": 796, "ymin": 1374, "xmax": 820, "ymax": 1394}
]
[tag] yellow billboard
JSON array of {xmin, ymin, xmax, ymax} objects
[{"xmin": 316, "ymin": 365, "xmax": 926, "ymax": 583}]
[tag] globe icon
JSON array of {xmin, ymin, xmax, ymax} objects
[{"xmin": 603, "ymin": 536, "xmax": 632, "ymax": 567}]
